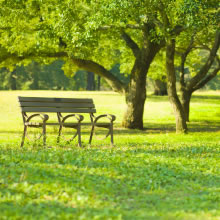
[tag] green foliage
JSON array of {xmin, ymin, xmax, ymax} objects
[
  {"xmin": 0, "ymin": 61, "xmax": 89, "ymax": 90},
  {"xmin": 0, "ymin": 0, "xmax": 218, "ymax": 81},
  {"xmin": 0, "ymin": 61, "xmax": 131, "ymax": 91},
  {"xmin": 110, "ymin": 64, "xmax": 130, "ymax": 84},
  {"xmin": 206, "ymin": 75, "xmax": 220, "ymax": 90},
  {"xmin": 0, "ymin": 90, "xmax": 220, "ymax": 219},
  {"xmin": 0, "ymin": 61, "xmax": 70, "ymax": 90},
  {"xmin": 148, "ymin": 51, "xmax": 166, "ymax": 81}
]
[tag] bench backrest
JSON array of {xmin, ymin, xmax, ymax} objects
[{"xmin": 18, "ymin": 96, "xmax": 96, "ymax": 113}]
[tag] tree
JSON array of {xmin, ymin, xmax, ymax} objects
[
  {"xmin": 178, "ymin": 31, "xmax": 220, "ymax": 121},
  {"xmin": 154, "ymin": 0, "xmax": 219, "ymax": 132},
  {"xmin": 0, "ymin": 0, "xmax": 218, "ymax": 132},
  {"xmin": 0, "ymin": 0, "xmax": 168, "ymax": 129}
]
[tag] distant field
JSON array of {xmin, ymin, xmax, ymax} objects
[{"xmin": 0, "ymin": 90, "xmax": 219, "ymax": 220}]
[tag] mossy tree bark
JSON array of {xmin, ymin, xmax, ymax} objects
[
  {"xmin": 122, "ymin": 42, "xmax": 163, "ymax": 128},
  {"xmin": 122, "ymin": 55, "xmax": 148, "ymax": 129}
]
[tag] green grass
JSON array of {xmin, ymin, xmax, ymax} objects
[{"xmin": 0, "ymin": 90, "xmax": 220, "ymax": 220}]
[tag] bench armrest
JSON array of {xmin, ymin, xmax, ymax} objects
[
  {"xmin": 25, "ymin": 113, "xmax": 49, "ymax": 123},
  {"xmin": 93, "ymin": 114, "xmax": 116, "ymax": 123},
  {"xmin": 61, "ymin": 114, "xmax": 84, "ymax": 124}
]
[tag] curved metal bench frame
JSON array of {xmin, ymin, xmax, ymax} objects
[{"xmin": 18, "ymin": 97, "xmax": 116, "ymax": 147}]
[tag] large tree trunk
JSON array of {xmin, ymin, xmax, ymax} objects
[
  {"xmin": 153, "ymin": 78, "xmax": 167, "ymax": 96},
  {"xmin": 120, "ymin": 25, "xmax": 164, "ymax": 129},
  {"xmin": 122, "ymin": 44, "xmax": 162, "ymax": 129},
  {"xmin": 122, "ymin": 63, "xmax": 147, "ymax": 129},
  {"xmin": 166, "ymin": 39, "xmax": 187, "ymax": 133}
]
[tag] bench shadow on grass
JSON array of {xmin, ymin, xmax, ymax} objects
[
  {"xmin": 0, "ymin": 119, "xmax": 219, "ymax": 141},
  {"xmin": 0, "ymin": 145, "xmax": 219, "ymax": 219}
]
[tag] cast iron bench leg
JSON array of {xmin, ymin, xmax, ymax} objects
[
  {"xmin": 43, "ymin": 123, "xmax": 46, "ymax": 146},
  {"xmin": 89, "ymin": 125, "xmax": 95, "ymax": 145},
  {"xmin": 110, "ymin": 123, "xmax": 114, "ymax": 146},
  {"xmin": 77, "ymin": 124, "xmax": 82, "ymax": 147},
  {"xmin": 21, "ymin": 125, "xmax": 27, "ymax": 147},
  {"xmin": 57, "ymin": 125, "xmax": 62, "ymax": 143}
]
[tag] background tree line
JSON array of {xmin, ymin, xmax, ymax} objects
[
  {"xmin": 0, "ymin": 61, "xmax": 130, "ymax": 91},
  {"xmin": 1, "ymin": 59, "xmax": 219, "ymax": 92}
]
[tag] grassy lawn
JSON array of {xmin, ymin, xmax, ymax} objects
[{"xmin": 0, "ymin": 90, "xmax": 219, "ymax": 220}]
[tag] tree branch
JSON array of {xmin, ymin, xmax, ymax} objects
[
  {"xmin": 193, "ymin": 45, "xmax": 211, "ymax": 52},
  {"xmin": 39, "ymin": 51, "xmax": 127, "ymax": 93},
  {"xmin": 187, "ymin": 30, "xmax": 220, "ymax": 90},
  {"xmin": 180, "ymin": 36, "xmax": 194, "ymax": 88},
  {"xmin": 121, "ymin": 31, "xmax": 140, "ymax": 57},
  {"xmin": 157, "ymin": 3, "xmax": 183, "ymax": 37},
  {"xmin": 192, "ymin": 66, "xmax": 220, "ymax": 92},
  {"xmin": 158, "ymin": 4, "xmax": 170, "ymax": 27},
  {"xmin": 152, "ymin": 17, "xmax": 164, "ymax": 29},
  {"xmin": 99, "ymin": 24, "xmax": 141, "ymax": 31},
  {"xmin": 71, "ymin": 58, "xmax": 126, "ymax": 94},
  {"xmin": 0, "ymin": 48, "xmax": 126, "ymax": 94}
]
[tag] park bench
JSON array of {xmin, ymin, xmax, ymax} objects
[{"xmin": 18, "ymin": 96, "xmax": 116, "ymax": 147}]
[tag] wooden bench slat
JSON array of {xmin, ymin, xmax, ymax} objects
[
  {"xmin": 21, "ymin": 107, "xmax": 96, "ymax": 113},
  {"xmin": 18, "ymin": 96, "xmax": 93, "ymax": 103},
  {"xmin": 20, "ymin": 102, "xmax": 95, "ymax": 108}
]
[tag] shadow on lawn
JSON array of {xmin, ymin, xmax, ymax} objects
[
  {"xmin": 0, "ymin": 119, "xmax": 219, "ymax": 142},
  {"xmin": 0, "ymin": 145, "xmax": 219, "ymax": 219},
  {"xmin": 116, "ymin": 120, "xmax": 220, "ymax": 134},
  {"xmin": 148, "ymin": 94, "xmax": 220, "ymax": 103},
  {"xmin": 187, "ymin": 121, "xmax": 220, "ymax": 132},
  {"xmin": 190, "ymin": 95, "xmax": 220, "ymax": 102}
]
